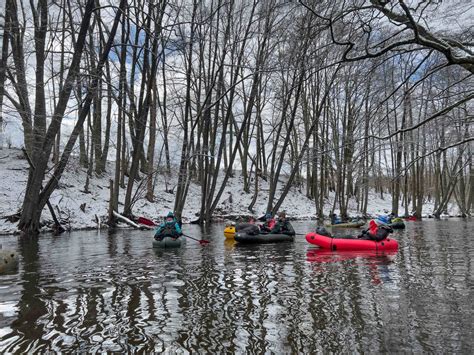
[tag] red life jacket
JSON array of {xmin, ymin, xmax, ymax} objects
[
  {"xmin": 267, "ymin": 219, "xmax": 276, "ymax": 229},
  {"xmin": 368, "ymin": 220, "xmax": 378, "ymax": 236}
]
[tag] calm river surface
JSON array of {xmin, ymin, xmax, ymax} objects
[{"xmin": 1, "ymin": 219, "xmax": 473, "ymax": 353}]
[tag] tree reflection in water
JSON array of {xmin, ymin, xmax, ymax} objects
[{"xmin": 0, "ymin": 220, "xmax": 472, "ymax": 353}]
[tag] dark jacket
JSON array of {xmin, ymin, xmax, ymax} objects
[
  {"xmin": 270, "ymin": 220, "xmax": 295, "ymax": 235},
  {"xmin": 155, "ymin": 220, "xmax": 182, "ymax": 240},
  {"xmin": 359, "ymin": 221, "xmax": 392, "ymax": 242},
  {"xmin": 331, "ymin": 215, "xmax": 342, "ymax": 225}
]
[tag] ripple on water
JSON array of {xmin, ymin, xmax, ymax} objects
[{"xmin": 1, "ymin": 221, "xmax": 473, "ymax": 352}]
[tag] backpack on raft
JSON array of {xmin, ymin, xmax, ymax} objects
[
  {"xmin": 371, "ymin": 224, "xmax": 393, "ymax": 241},
  {"xmin": 237, "ymin": 223, "xmax": 260, "ymax": 235},
  {"xmin": 316, "ymin": 226, "xmax": 332, "ymax": 237}
]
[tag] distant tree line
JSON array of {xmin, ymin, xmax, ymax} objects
[{"xmin": 0, "ymin": 0, "xmax": 472, "ymax": 234}]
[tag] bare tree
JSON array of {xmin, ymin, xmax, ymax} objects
[{"xmin": 16, "ymin": 0, "xmax": 126, "ymax": 234}]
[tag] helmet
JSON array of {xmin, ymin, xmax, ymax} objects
[{"xmin": 316, "ymin": 226, "xmax": 331, "ymax": 237}]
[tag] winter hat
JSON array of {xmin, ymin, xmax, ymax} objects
[
  {"xmin": 166, "ymin": 212, "xmax": 175, "ymax": 219},
  {"xmin": 265, "ymin": 213, "xmax": 272, "ymax": 220}
]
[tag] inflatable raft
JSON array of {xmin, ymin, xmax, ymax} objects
[
  {"xmin": 152, "ymin": 235, "xmax": 186, "ymax": 248},
  {"xmin": 305, "ymin": 232, "xmax": 398, "ymax": 251},
  {"xmin": 235, "ymin": 232, "xmax": 294, "ymax": 244},
  {"xmin": 324, "ymin": 220, "xmax": 365, "ymax": 228}
]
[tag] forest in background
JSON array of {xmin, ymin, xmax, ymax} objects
[{"xmin": 0, "ymin": 0, "xmax": 472, "ymax": 234}]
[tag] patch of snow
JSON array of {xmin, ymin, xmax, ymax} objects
[{"xmin": 0, "ymin": 148, "xmax": 460, "ymax": 235}]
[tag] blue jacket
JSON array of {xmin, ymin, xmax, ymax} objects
[
  {"xmin": 156, "ymin": 220, "xmax": 182, "ymax": 237},
  {"xmin": 377, "ymin": 215, "xmax": 390, "ymax": 224}
]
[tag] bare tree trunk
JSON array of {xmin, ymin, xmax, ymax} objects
[
  {"xmin": 124, "ymin": 1, "xmax": 166, "ymax": 216},
  {"xmin": 19, "ymin": 0, "xmax": 125, "ymax": 234},
  {"xmin": 392, "ymin": 89, "xmax": 407, "ymax": 216},
  {"xmin": 146, "ymin": 82, "xmax": 157, "ymax": 202},
  {"xmin": 361, "ymin": 93, "xmax": 371, "ymax": 216},
  {"xmin": 207, "ymin": 2, "xmax": 267, "ymax": 222},
  {"xmin": 98, "ymin": 59, "xmax": 112, "ymax": 173},
  {"xmin": 174, "ymin": 0, "xmax": 198, "ymax": 221},
  {"xmin": 6, "ymin": 0, "xmax": 33, "ymax": 154},
  {"xmin": 467, "ymin": 144, "xmax": 474, "ymax": 214},
  {"xmin": 158, "ymin": 36, "xmax": 171, "ymax": 174},
  {"xmin": 109, "ymin": 16, "xmax": 128, "ymax": 226},
  {"xmin": 272, "ymin": 67, "xmax": 339, "ymax": 216},
  {"xmin": 0, "ymin": 0, "xmax": 10, "ymax": 150}
]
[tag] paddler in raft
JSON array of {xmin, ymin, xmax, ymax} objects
[
  {"xmin": 259, "ymin": 213, "xmax": 276, "ymax": 233},
  {"xmin": 357, "ymin": 219, "xmax": 393, "ymax": 241},
  {"xmin": 331, "ymin": 213, "xmax": 342, "ymax": 225},
  {"xmin": 270, "ymin": 212, "xmax": 295, "ymax": 235},
  {"xmin": 154, "ymin": 212, "xmax": 182, "ymax": 241}
]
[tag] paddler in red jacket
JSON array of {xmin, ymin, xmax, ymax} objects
[
  {"xmin": 358, "ymin": 219, "xmax": 393, "ymax": 241},
  {"xmin": 259, "ymin": 213, "xmax": 276, "ymax": 233}
]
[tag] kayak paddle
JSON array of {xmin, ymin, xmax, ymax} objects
[
  {"xmin": 182, "ymin": 234, "xmax": 210, "ymax": 245},
  {"xmin": 138, "ymin": 216, "xmax": 157, "ymax": 226}
]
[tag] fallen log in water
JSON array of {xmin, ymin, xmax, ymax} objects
[{"xmin": 112, "ymin": 211, "xmax": 154, "ymax": 230}]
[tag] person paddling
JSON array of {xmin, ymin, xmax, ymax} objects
[
  {"xmin": 358, "ymin": 219, "xmax": 392, "ymax": 241},
  {"xmin": 270, "ymin": 212, "xmax": 295, "ymax": 236},
  {"xmin": 155, "ymin": 212, "xmax": 182, "ymax": 241},
  {"xmin": 331, "ymin": 213, "xmax": 342, "ymax": 225}
]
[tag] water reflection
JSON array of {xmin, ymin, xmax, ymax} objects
[
  {"xmin": 0, "ymin": 219, "xmax": 473, "ymax": 352},
  {"xmin": 306, "ymin": 248, "xmax": 398, "ymax": 264},
  {"xmin": 307, "ymin": 248, "xmax": 398, "ymax": 288}
]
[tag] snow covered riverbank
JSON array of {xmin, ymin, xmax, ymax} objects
[{"xmin": 0, "ymin": 148, "xmax": 460, "ymax": 235}]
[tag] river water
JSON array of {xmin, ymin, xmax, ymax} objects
[{"xmin": 0, "ymin": 219, "xmax": 473, "ymax": 353}]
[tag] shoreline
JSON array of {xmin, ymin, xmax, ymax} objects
[
  {"xmin": 1, "ymin": 214, "xmax": 469, "ymax": 237},
  {"xmin": 0, "ymin": 148, "xmax": 462, "ymax": 236}
]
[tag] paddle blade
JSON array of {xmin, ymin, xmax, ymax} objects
[
  {"xmin": 138, "ymin": 217, "xmax": 156, "ymax": 226},
  {"xmin": 182, "ymin": 234, "xmax": 210, "ymax": 245}
]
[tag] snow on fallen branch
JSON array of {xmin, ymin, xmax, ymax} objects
[{"xmin": 112, "ymin": 211, "xmax": 155, "ymax": 230}]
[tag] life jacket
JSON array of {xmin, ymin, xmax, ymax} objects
[
  {"xmin": 368, "ymin": 220, "xmax": 378, "ymax": 236},
  {"xmin": 260, "ymin": 219, "xmax": 275, "ymax": 233},
  {"xmin": 265, "ymin": 219, "xmax": 276, "ymax": 229},
  {"xmin": 367, "ymin": 220, "xmax": 391, "ymax": 241}
]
